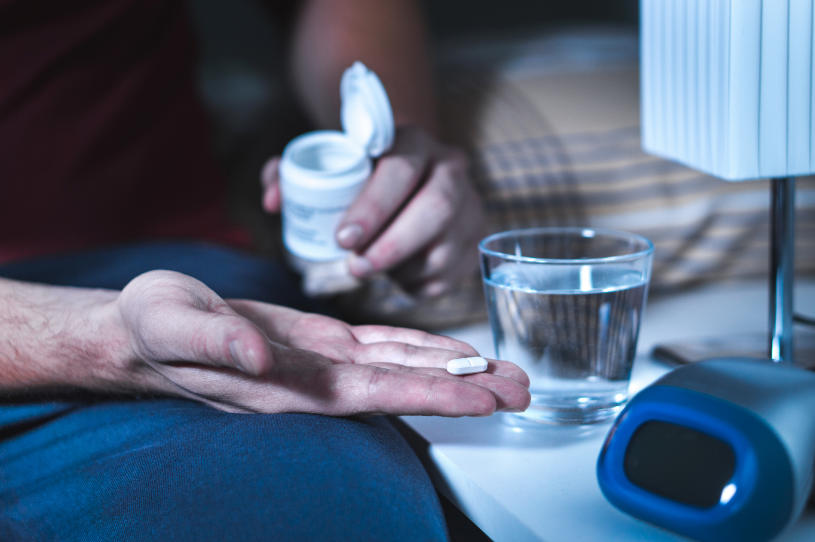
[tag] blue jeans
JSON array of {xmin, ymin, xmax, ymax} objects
[{"xmin": 0, "ymin": 242, "xmax": 448, "ymax": 542}]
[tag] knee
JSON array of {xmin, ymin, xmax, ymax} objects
[{"xmin": 132, "ymin": 412, "xmax": 448, "ymax": 542}]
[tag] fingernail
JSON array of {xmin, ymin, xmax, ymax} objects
[
  {"xmin": 229, "ymin": 340, "xmax": 256, "ymax": 374},
  {"xmin": 421, "ymin": 282, "xmax": 448, "ymax": 298},
  {"xmin": 336, "ymin": 224, "xmax": 364, "ymax": 248},
  {"xmin": 348, "ymin": 255, "xmax": 374, "ymax": 277}
]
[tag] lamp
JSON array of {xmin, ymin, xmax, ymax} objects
[{"xmin": 640, "ymin": 0, "xmax": 813, "ymax": 363}]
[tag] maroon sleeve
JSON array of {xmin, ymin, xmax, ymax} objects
[{"xmin": 0, "ymin": 0, "xmax": 247, "ymax": 263}]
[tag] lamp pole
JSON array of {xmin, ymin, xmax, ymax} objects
[{"xmin": 769, "ymin": 177, "xmax": 795, "ymax": 362}]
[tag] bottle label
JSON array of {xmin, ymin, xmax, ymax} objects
[{"xmin": 282, "ymin": 199, "xmax": 353, "ymax": 261}]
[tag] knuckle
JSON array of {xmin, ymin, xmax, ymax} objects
[
  {"xmin": 382, "ymin": 154, "xmax": 421, "ymax": 180},
  {"xmin": 188, "ymin": 329, "xmax": 214, "ymax": 361},
  {"xmin": 366, "ymin": 366, "xmax": 390, "ymax": 399},
  {"xmin": 426, "ymin": 189, "xmax": 457, "ymax": 224},
  {"xmin": 400, "ymin": 342, "xmax": 420, "ymax": 362},
  {"xmin": 349, "ymin": 340, "xmax": 367, "ymax": 363},
  {"xmin": 348, "ymin": 196, "xmax": 387, "ymax": 231},
  {"xmin": 126, "ymin": 270, "xmax": 193, "ymax": 300},
  {"xmin": 366, "ymin": 238, "xmax": 402, "ymax": 270}
]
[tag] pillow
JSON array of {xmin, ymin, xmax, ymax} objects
[{"xmin": 342, "ymin": 27, "xmax": 814, "ymax": 329}]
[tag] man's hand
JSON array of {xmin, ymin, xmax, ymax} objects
[
  {"xmin": 262, "ymin": 126, "xmax": 486, "ymax": 297},
  {"xmin": 114, "ymin": 270, "xmax": 529, "ymax": 416}
]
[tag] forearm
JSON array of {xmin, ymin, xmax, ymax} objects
[
  {"xmin": 290, "ymin": 0, "xmax": 438, "ymax": 133},
  {"xmin": 0, "ymin": 278, "xmax": 130, "ymax": 395}
]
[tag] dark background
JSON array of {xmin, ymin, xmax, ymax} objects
[
  {"xmin": 422, "ymin": 0, "xmax": 637, "ymax": 38},
  {"xmin": 190, "ymin": 0, "xmax": 639, "ymax": 68}
]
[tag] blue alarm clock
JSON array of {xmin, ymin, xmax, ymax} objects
[{"xmin": 597, "ymin": 358, "xmax": 815, "ymax": 541}]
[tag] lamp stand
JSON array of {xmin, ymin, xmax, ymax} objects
[
  {"xmin": 769, "ymin": 177, "xmax": 795, "ymax": 362},
  {"xmin": 652, "ymin": 177, "xmax": 815, "ymax": 369}
]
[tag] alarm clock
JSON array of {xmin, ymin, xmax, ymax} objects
[{"xmin": 597, "ymin": 358, "xmax": 815, "ymax": 541}]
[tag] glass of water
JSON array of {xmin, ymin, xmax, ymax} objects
[{"xmin": 479, "ymin": 227, "xmax": 654, "ymax": 425}]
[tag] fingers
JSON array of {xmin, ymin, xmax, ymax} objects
[
  {"xmin": 224, "ymin": 301, "xmax": 530, "ymax": 386},
  {"xmin": 351, "ymin": 325, "xmax": 479, "ymax": 355},
  {"xmin": 314, "ymin": 363, "xmax": 495, "ymax": 416},
  {"xmin": 380, "ymin": 363, "xmax": 532, "ymax": 412},
  {"xmin": 335, "ymin": 128, "xmax": 434, "ymax": 251},
  {"xmin": 348, "ymin": 324, "xmax": 529, "ymax": 387},
  {"xmin": 390, "ymin": 233, "xmax": 479, "ymax": 298},
  {"xmin": 410, "ymin": 253, "xmax": 479, "ymax": 298},
  {"xmin": 488, "ymin": 360, "xmax": 531, "ymax": 388},
  {"xmin": 387, "ymin": 176, "xmax": 485, "ymax": 296},
  {"xmin": 351, "ymin": 344, "xmax": 529, "ymax": 386},
  {"xmin": 146, "ymin": 331, "xmax": 530, "ymax": 416},
  {"xmin": 342, "ymin": 364, "xmax": 495, "ymax": 416},
  {"xmin": 349, "ymin": 342, "xmax": 469, "ymax": 368},
  {"xmin": 348, "ymin": 325, "xmax": 531, "ymax": 386},
  {"xmin": 329, "ymin": 362, "xmax": 529, "ymax": 416},
  {"xmin": 260, "ymin": 156, "xmax": 282, "ymax": 213},
  {"xmin": 153, "ymin": 350, "xmax": 523, "ymax": 417},
  {"xmin": 228, "ymin": 299, "xmax": 480, "ymax": 358},
  {"xmin": 227, "ymin": 300, "xmax": 354, "ymax": 352},
  {"xmin": 390, "ymin": 237, "xmax": 459, "ymax": 285},
  {"xmin": 347, "ymin": 155, "xmax": 470, "ymax": 279}
]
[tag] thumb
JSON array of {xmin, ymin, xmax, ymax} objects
[
  {"xmin": 120, "ymin": 271, "xmax": 275, "ymax": 375},
  {"xmin": 145, "ymin": 303, "xmax": 274, "ymax": 376},
  {"xmin": 260, "ymin": 156, "xmax": 282, "ymax": 213}
]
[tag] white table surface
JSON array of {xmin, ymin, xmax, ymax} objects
[{"xmin": 401, "ymin": 279, "xmax": 815, "ymax": 541}]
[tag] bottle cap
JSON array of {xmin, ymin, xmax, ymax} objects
[{"xmin": 340, "ymin": 62, "xmax": 395, "ymax": 157}]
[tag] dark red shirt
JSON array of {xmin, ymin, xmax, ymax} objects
[{"xmin": 0, "ymin": 0, "xmax": 246, "ymax": 263}]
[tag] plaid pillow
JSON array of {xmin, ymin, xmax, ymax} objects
[{"xmin": 342, "ymin": 28, "xmax": 814, "ymax": 329}]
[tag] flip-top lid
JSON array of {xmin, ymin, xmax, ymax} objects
[{"xmin": 340, "ymin": 62, "xmax": 395, "ymax": 157}]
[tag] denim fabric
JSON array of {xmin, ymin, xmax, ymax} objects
[
  {"xmin": 0, "ymin": 242, "xmax": 448, "ymax": 542},
  {"xmin": 0, "ymin": 241, "xmax": 317, "ymax": 307}
]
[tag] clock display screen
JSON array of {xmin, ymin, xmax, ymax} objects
[{"xmin": 624, "ymin": 420, "xmax": 736, "ymax": 508}]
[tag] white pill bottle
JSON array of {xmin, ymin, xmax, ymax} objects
[{"xmin": 279, "ymin": 62, "xmax": 394, "ymax": 293}]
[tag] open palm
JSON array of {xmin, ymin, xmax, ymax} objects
[{"xmin": 116, "ymin": 270, "xmax": 530, "ymax": 417}]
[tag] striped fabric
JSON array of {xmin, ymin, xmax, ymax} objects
[{"xmin": 348, "ymin": 28, "xmax": 815, "ymax": 329}]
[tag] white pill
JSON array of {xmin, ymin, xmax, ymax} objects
[{"xmin": 446, "ymin": 356, "xmax": 489, "ymax": 376}]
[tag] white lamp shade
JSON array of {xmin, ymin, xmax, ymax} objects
[{"xmin": 640, "ymin": 0, "xmax": 814, "ymax": 181}]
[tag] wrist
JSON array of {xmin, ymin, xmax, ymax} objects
[
  {"xmin": 0, "ymin": 280, "xmax": 142, "ymax": 395},
  {"xmin": 77, "ymin": 291, "xmax": 144, "ymax": 393}
]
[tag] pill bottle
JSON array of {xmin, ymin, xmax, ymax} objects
[{"xmin": 279, "ymin": 62, "xmax": 394, "ymax": 293}]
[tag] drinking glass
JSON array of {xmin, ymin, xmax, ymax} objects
[{"xmin": 479, "ymin": 227, "xmax": 654, "ymax": 425}]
